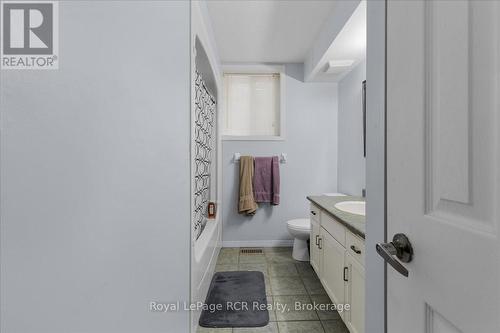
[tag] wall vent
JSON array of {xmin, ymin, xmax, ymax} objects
[{"xmin": 240, "ymin": 248, "xmax": 263, "ymax": 254}]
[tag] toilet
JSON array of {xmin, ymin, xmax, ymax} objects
[{"xmin": 286, "ymin": 218, "xmax": 311, "ymax": 261}]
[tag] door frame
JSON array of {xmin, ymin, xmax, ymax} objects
[{"xmin": 365, "ymin": 1, "xmax": 387, "ymax": 333}]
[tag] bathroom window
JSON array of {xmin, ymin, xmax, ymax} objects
[{"xmin": 223, "ymin": 66, "xmax": 284, "ymax": 140}]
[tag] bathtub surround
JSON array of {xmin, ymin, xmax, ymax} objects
[
  {"xmin": 191, "ymin": 2, "xmax": 225, "ymax": 332},
  {"xmin": 193, "ymin": 70, "xmax": 217, "ymax": 240},
  {"xmin": 0, "ymin": 2, "xmax": 191, "ymax": 332},
  {"xmin": 222, "ymin": 64, "xmax": 338, "ymax": 247},
  {"xmin": 337, "ymin": 59, "xmax": 366, "ymax": 196}
]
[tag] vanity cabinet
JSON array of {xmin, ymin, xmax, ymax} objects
[
  {"xmin": 320, "ymin": 229, "xmax": 346, "ymax": 313},
  {"xmin": 310, "ymin": 218, "xmax": 321, "ymax": 273},
  {"xmin": 345, "ymin": 252, "xmax": 365, "ymax": 333},
  {"xmin": 309, "ymin": 203, "xmax": 365, "ymax": 333}
]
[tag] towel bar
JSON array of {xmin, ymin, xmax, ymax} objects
[{"xmin": 232, "ymin": 153, "xmax": 287, "ymax": 164}]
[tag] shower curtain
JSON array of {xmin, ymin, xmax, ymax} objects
[{"xmin": 193, "ymin": 71, "xmax": 217, "ymax": 240}]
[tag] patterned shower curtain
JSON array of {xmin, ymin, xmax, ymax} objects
[{"xmin": 193, "ymin": 71, "xmax": 217, "ymax": 240}]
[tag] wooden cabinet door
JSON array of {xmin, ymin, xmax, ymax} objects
[
  {"xmin": 345, "ymin": 252, "xmax": 365, "ymax": 333},
  {"xmin": 310, "ymin": 219, "xmax": 321, "ymax": 274},
  {"xmin": 320, "ymin": 228, "xmax": 345, "ymax": 309}
]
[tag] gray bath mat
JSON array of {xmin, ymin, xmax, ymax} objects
[{"xmin": 199, "ymin": 271, "xmax": 269, "ymax": 328}]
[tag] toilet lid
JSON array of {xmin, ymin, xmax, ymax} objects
[{"xmin": 287, "ymin": 218, "xmax": 311, "ymax": 231}]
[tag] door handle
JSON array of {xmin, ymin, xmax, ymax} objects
[
  {"xmin": 315, "ymin": 235, "xmax": 319, "ymax": 246},
  {"xmin": 318, "ymin": 237, "xmax": 322, "ymax": 250},
  {"xmin": 343, "ymin": 267, "xmax": 349, "ymax": 282},
  {"xmin": 376, "ymin": 233, "xmax": 413, "ymax": 277},
  {"xmin": 350, "ymin": 245, "xmax": 362, "ymax": 254}
]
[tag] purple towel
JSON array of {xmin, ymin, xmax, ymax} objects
[{"xmin": 253, "ymin": 156, "xmax": 280, "ymax": 205}]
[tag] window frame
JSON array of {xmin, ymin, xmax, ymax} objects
[{"xmin": 221, "ymin": 64, "xmax": 286, "ymax": 141}]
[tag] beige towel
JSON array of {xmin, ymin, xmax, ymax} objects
[{"xmin": 238, "ymin": 156, "xmax": 257, "ymax": 215}]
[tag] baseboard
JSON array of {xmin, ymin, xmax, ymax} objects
[{"xmin": 222, "ymin": 240, "xmax": 294, "ymax": 248}]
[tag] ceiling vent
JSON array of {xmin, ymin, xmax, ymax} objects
[{"xmin": 324, "ymin": 60, "xmax": 355, "ymax": 74}]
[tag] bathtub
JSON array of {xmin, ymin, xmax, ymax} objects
[{"xmin": 190, "ymin": 215, "xmax": 222, "ymax": 332}]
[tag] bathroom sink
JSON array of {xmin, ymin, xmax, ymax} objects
[{"xmin": 334, "ymin": 201, "xmax": 366, "ymax": 216}]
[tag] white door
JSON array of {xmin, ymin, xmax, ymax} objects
[{"xmin": 384, "ymin": 0, "xmax": 500, "ymax": 332}]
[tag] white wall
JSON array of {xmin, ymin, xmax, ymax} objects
[
  {"xmin": 0, "ymin": 2, "xmax": 191, "ymax": 332},
  {"xmin": 222, "ymin": 64, "xmax": 338, "ymax": 246},
  {"xmin": 337, "ymin": 60, "xmax": 366, "ymax": 196}
]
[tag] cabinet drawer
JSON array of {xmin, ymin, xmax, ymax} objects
[
  {"xmin": 321, "ymin": 213, "xmax": 346, "ymax": 247},
  {"xmin": 346, "ymin": 231, "xmax": 365, "ymax": 266},
  {"xmin": 310, "ymin": 204, "xmax": 320, "ymax": 222}
]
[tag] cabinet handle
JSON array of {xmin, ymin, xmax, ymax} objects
[
  {"xmin": 343, "ymin": 267, "xmax": 349, "ymax": 282},
  {"xmin": 310, "ymin": 211, "xmax": 317, "ymax": 216},
  {"xmin": 315, "ymin": 235, "xmax": 319, "ymax": 246},
  {"xmin": 350, "ymin": 245, "xmax": 362, "ymax": 254},
  {"xmin": 318, "ymin": 237, "xmax": 322, "ymax": 250}
]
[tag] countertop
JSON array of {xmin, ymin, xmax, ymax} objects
[{"xmin": 307, "ymin": 195, "xmax": 365, "ymax": 239}]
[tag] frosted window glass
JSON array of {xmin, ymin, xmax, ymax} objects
[{"xmin": 223, "ymin": 74, "xmax": 280, "ymax": 136}]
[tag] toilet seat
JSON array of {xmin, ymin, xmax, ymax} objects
[{"xmin": 287, "ymin": 218, "xmax": 311, "ymax": 232}]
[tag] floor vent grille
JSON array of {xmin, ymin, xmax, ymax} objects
[{"xmin": 240, "ymin": 248, "xmax": 264, "ymax": 254}]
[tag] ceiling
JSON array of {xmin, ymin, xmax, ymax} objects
[
  {"xmin": 311, "ymin": 0, "xmax": 366, "ymax": 82},
  {"xmin": 206, "ymin": 0, "xmax": 336, "ymax": 63}
]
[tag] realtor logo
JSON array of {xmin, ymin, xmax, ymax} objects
[{"xmin": 1, "ymin": 1, "xmax": 58, "ymax": 69}]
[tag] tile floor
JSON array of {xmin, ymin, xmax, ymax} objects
[{"xmin": 197, "ymin": 247, "xmax": 350, "ymax": 333}]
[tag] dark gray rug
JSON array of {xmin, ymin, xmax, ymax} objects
[{"xmin": 199, "ymin": 271, "xmax": 269, "ymax": 328}]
